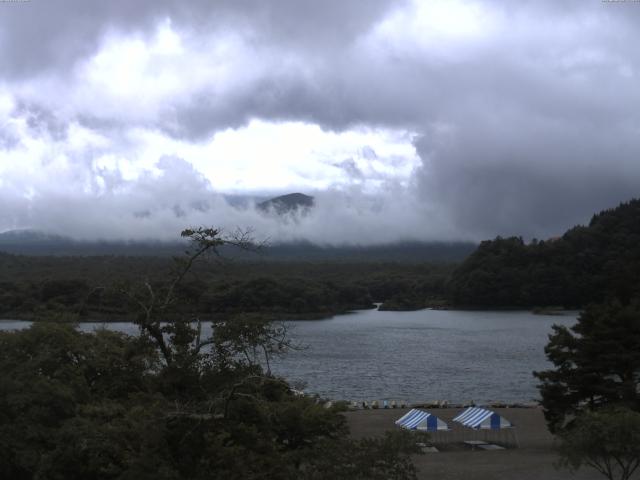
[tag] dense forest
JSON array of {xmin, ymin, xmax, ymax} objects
[
  {"xmin": 0, "ymin": 253, "xmax": 453, "ymax": 321},
  {"xmin": 448, "ymin": 199, "xmax": 640, "ymax": 308},
  {"xmin": 2, "ymin": 198, "xmax": 639, "ymax": 321}
]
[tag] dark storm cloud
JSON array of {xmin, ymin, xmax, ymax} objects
[
  {"xmin": 406, "ymin": 2, "xmax": 640, "ymax": 238},
  {"xmin": 1, "ymin": 0, "xmax": 640, "ymax": 242},
  {"xmin": 1, "ymin": 0, "xmax": 399, "ymax": 138},
  {"xmin": 0, "ymin": 0, "xmax": 394, "ymax": 77},
  {"xmin": 166, "ymin": 75, "xmax": 327, "ymax": 140},
  {"xmin": 154, "ymin": 0, "xmax": 640, "ymax": 149},
  {"xmin": 416, "ymin": 127, "xmax": 640, "ymax": 239}
]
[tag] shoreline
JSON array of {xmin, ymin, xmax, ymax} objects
[
  {"xmin": 0, "ymin": 306, "xmax": 580, "ymax": 324},
  {"xmin": 345, "ymin": 407, "xmax": 602, "ymax": 479},
  {"xmin": 342, "ymin": 400, "xmax": 540, "ymax": 410}
]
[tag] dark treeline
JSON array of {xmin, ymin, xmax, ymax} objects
[
  {"xmin": 0, "ymin": 254, "xmax": 453, "ymax": 321},
  {"xmin": 3, "ymin": 198, "xmax": 639, "ymax": 320},
  {"xmin": 448, "ymin": 199, "xmax": 640, "ymax": 308}
]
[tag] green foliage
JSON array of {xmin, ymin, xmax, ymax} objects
[
  {"xmin": 0, "ymin": 323, "xmax": 161, "ymax": 480},
  {"xmin": 0, "ymin": 320, "xmax": 422, "ymax": 479},
  {"xmin": 449, "ymin": 198, "xmax": 640, "ymax": 307},
  {"xmin": 201, "ymin": 276, "xmax": 375, "ymax": 317},
  {"xmin": 40, "ymin": 279, "xmax": 90, "ymax": 305},
  {"xmin": 557, "ymin": 407, "xmax": 640, "ymax": 480},
  {"xmin": 0, "ymin": 254, "xmax": 453, "ymax": 320},
  {"xmin": 300, "ymin": 430, "xmax": 424, "ymax": 480},
  {"xmin": 0, "ymin": 228, "xmax": 423, "ymax": 479},
  {"xmin": 535, "ymin": 301, "xmax": 640, "ymax": 433}
]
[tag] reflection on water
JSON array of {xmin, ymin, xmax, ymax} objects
[{"xmin": 0, "ymin": 308, "xmax": 577, "ymax": 403}]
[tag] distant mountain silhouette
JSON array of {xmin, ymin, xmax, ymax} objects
[{"xmin": 257, "ymin": 193, "xmax": 314, "ymax": 215}]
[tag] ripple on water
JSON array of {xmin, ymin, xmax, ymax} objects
[{"xmin": 0, "ymin": 309, "xmax": 577, "ymax": 403}]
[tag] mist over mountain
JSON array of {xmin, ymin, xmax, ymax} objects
[
  {"xmin": 0, "ymin": 189, "xmax": 473, "ymax": 261},
  {"xmin": 0, "ymin": 229, "xmax": 186, "ymax": 257},
  {"xmin": 0, "ymin": 227, "xmax": 474, "ymax": 262},
  {"xmin": 257, "ymin": 193, "xmax": 315, "ymax": 216}
]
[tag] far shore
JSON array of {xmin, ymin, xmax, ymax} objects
[
  {"xmin": 0, "ymin": 310, "xmax": 344, "ymax": 324},
  {"xmin": 0, "ymin": 306, "xmax": 581, "ymax": 324}
]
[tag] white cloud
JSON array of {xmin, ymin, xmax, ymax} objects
[
  {"xmin": 0, "ymin": 101, "xmax": 426, "ymax": 242},
  {"xmin": 368, "ymin": 0, "xmax": 502, "ymax": 61},
  {"xmin": 1, "ymin": 0, "xmax": 640, "ymax": 243},
  {"xmin": 88, "ymin": 119, "xmax": 419, "ymax": 192}
]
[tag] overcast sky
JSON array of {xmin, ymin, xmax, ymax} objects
[{"xmin": 1, "ymin": 0, "xmax": 639, "ymax": 244}]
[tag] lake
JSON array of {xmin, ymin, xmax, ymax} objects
[{"xmin": 0, "ymin": 308, "xmax": 577, "ymax": 404}]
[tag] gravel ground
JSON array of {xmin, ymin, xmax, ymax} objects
[{"xmin": 344, "ymin": 407, "xmax": 613, "ymax": 480}]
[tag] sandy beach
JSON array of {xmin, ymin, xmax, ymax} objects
[{"xmin": 344, "ymin": 407, "xmax": 607, "ymax": 480}]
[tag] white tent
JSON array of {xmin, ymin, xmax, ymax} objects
[
  {"xmin": 453, "ymin": 407, "xmax": 513, "ymax": 430},
  {"xmin": 395, "ymin": 409, "xmax": 450, "ymax": 431}
]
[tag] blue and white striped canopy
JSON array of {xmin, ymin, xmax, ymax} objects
[
  {"xmin": 395, "ymin": 409, "xmax": 449, "ymax": 431},
  {"xmin": 453, "ymin": 407, "xmax": 513, "ymax": 430}
]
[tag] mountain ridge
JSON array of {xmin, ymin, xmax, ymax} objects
[{"xmin": 257, "ymin": 192, "xmax": 314, "ymax": 215}]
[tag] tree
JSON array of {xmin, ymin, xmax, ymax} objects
[
  {"xmin": 122, "ymin": 227, "xmax": 260, "ymax": 370},
  {"xmin": 301, "ymin": 430, "xmax": 426, "ymax": 480},
  {"xmin": 0, "ymin": 323, "xmax": 162, "ymax": 480},
  {"xmin": 534, "ymin": 300, "xmax": 640, "ymax": 433},
  {"xmin": 557, "ymin": 407, "xmax": 640, "ymax": 480},
  {"xmin": 0, "ymin": 227, "xmax": 424, "ymax": 479}
]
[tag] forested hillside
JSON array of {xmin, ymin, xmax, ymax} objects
[
  {"xmin": 0, "ymin": 255, "xmax": 452, "ymax": 321},
  {"xmin": 448, "ymin": 199, "xmax": 640, "ymax": 308},
  {"xmin": 4, "ymin": 199, "xmax": 639, "ymax": 318}
]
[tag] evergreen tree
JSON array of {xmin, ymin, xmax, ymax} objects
[{"xmin": 534, "ymin": 301, "xmax": 640, "ymax": 433}]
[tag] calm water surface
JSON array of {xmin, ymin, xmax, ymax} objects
[
  {"xmin": 274, "ymin": 309, "xmax": 577, "ymax": 403},
  {"xmin": 0, "ymin": 309, "xmax": 577, "ymax": 403}
]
